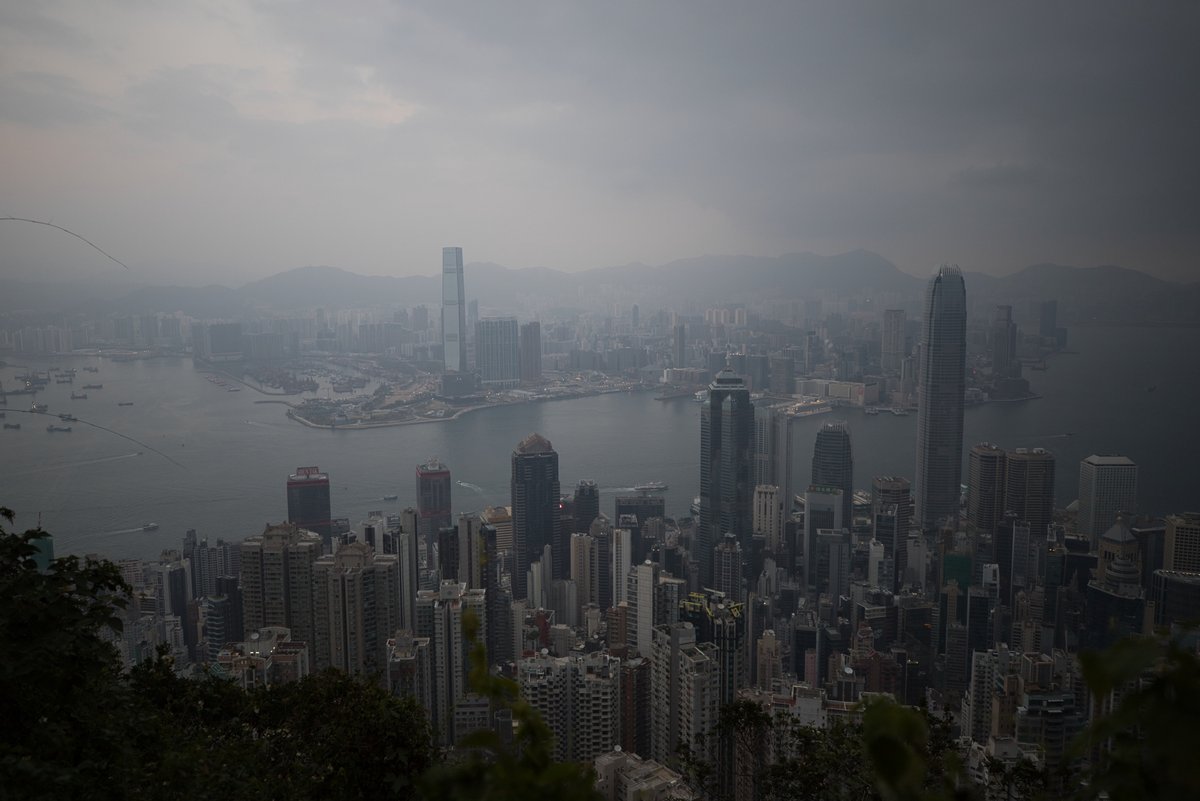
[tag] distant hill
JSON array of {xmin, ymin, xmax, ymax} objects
[{"xmin": 2, "ymin": 251, "xmax": 1196, "ymax": 325}]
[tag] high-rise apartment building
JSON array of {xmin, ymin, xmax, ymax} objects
[
  {"xmin": 476, "ymin": 317, "xmax": 520, "ymax": 388},
  {"xmin": 519, "ymin": 321, "xmax": 542, "ymax": 384},
  {"xmin": 415, "ymin": 580, "xmax": 488, "ymax": 745},
  {"xmin": 812, "ymin": 421, "xmax": 854, "ymax": 526},
  {"xmin": 1164, "ymin": 513, "xmax": 1200, "ymax": 574},
  {"xmin": 914, "ymin": 266, "xmax": 967, "ymax": 531},
  {"xmin": 1078, "ymin": 455, "xmax": 1138, "ymax": 548},
  {"xmin": 650, "ymin": 622, "xmax": 720, "ymax": 766},
  {"xmin": 442, "ymin": 247, "xmax": 467, "ymax": 373},
  {"xmin": 967, "ymin": 443, "xmax": 1007, "ymax": 533},
  {"xmin": 240, "ymin": 523, "xmax": 323, "ymax": 645},
  {"xmin": 312, "ymin": 541, "xmax": 400, "ymax": 675},
  {"xmin": 753, "ymin": 484, "xmax": 783, "ymax": 553},
  {"xmin": 286, "ymin": 466, "xmax": 332, "ymax": 549},
  {"xmin": 881, "ymin": 309, "xmax": 906, "ymax": 374},
  {"xmin": 512, "ymin": 433, "xmax": 562, "ymax": 600},
  {"xmin": 699, "ymin": 369, "xmax": 754, "ymax": 587}
]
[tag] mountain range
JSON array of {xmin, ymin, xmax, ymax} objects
[{"xmin": 1, "ymin": 251, "xmax": 1197, "ymax": 325}]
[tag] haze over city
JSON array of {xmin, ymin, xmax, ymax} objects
[{"xmin": 3, "ymin": 2, "xmax": 1199, "ymax": 285}]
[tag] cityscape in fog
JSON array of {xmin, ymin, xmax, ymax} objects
[{"xmin": 3, "ymin": 2, "xmax": 1199, "ymax": 798}]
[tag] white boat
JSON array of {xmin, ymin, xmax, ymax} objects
[
  {"xmin": 142, "ymin": 523, "xmax": 159, "ymax": 531},
  {"xmin": 633, "ymin": 481, "xmax": 668, "ymax": 493},
  {"xmin": 383, "ymin": 494, "xmax": 398, "ymax": 501}
]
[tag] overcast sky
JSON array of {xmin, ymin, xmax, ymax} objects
[{"xmin": 1, "ymin": 2, "xmax": 1197, "ymax": 286}]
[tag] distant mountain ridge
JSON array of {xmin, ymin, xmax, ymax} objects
[{"xmin": 1, "ymin": 251, "xmax": 1197, "ymax": 324}]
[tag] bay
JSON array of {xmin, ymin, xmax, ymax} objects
[{"xmin": 2, "ymin": 325, "xmax": 1196, "ymax": 560}]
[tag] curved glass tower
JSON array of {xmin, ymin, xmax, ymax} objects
[{"xmin": 914, "ymin": 265, "xmax": 967, "ymax": 531}]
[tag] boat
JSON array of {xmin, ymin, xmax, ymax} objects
[
  {"xmin": 31, "ymin": 403, "xmax": 48, "ymax": 413},
  {"xmin": 890, "ymin": 407, "xmax": 910, "ymax": 416},
  {"xmin": 56, "ymin": 378, "xmax": 72, "ymax": 384},
  {"xmin": 633, "ymin": 481, "xmax": 668, "ymax": 493},
  {"xmin": 46, "ymin": 425, "xmax": 72, "ymax": 432},
  {"xmin": 693, "ymin": 390, "xmax": 708, "ymax": 403},
  {"xmin": 864, "ymin": 407, "xmax": 880, "ymax": 415},
  {"xmin": 58, "ymin": 414, "xmax": 78, "ymax": 422},
  {"xmin": 227, "ymin": 387, "xmax": 241, "ymax": 392},
  {"xmin": 118, "ymin": 401, "xmax": 134, "ymax": 406},
  {"xmin": 71, "ymin": 392, "xmax": 88, "ymax": 400},
  {"xmin": 142, "ymin": 523, "xmax": 159, "ymax": 531},
  {"xmin": 383, "ymin": 494, "xmax": 399, "ymax": 501},
  {"xmin": 83, "ymin": 366, "xmax": 99, "ymax": 373},
  {"xmin": 3, "ymin": 423, "xmax": 19, "ymax": 430},
  {"xmin": 82, "ymin": 384, "xmax": 103, "ymax": 390}
]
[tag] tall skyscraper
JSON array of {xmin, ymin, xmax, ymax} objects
[
  {"xmin": 476, "ymin": 317, "xmax": 520, "ymax": 388},
  {"xmin": 520, "ymin": 321, "xmax": 542, "ymax": 383},
  {"xmin": 803, "ymin": 485, "xmax": 844, "ymax": 593},
  {"xmin": 753, "ymin": 484, "xmax": 783, "ymax": 554},
  {"xmin": 286, "ymin": 466, "xmax": 332, "ymax": 550},
  {"xmin": 573, "ymin": 480, "xmax": 600, "ymax": 535},
  {"xmin": 672, "ymin": 323, "xmax": 686, "ymax": 367},
  {"xmin": 881, "ymin": 309, "xmax": 906, "ymax": 374},
  {"xmin": 442, "ymin": 247, "xmax": 467, "ymax": 373},
  {"xmin": 512, "ymin": 433, "xmax": 562, "ymax": 600},
  {"xmin": 967, "ymin": 443, "xmax": 1007, "ymax": 533},
  {"xmin": 811, "ymin": 421, "xmax": 854, "ymax": 526},
  {"xmin": 991, "ymin": 305, "xmax": 1018, "ymax": 379},
  {"xmin": 1078, "ymin": 455, "xmax": 1139, "ymax": 548},
  {"xmin": 1003, "ymin": 447, "xmax": 1056, "ymax": 537},
  {"xmin": 416, "ymin": 458, "xmax": 453, "ymax": 555},
  {"xmin": 699, "ymin": 369, "xmax": 754, "ymax": 588},
  {"xmin": 914, "ymin": 265, "xmax": 967, "ymax": 531}
]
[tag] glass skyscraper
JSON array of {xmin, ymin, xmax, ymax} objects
[
  {"xmin": 441, "ymin": 246, "xmax": 467, "ymax": 373},
  {"xmin": 511, "ymin": 433, "xmax": 561, "ymax": 601},
  {"xmin": 699, "ymin": 368, "xmax": 754, "ymax": 587},
  {"xmin": 811, "ymin": 420, "xmax": 853, "ymax": 527},
  {"xmin": 914, "ymin": 265, "xmax": 967, "ymax": 531}
]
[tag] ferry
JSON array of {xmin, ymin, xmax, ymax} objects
[
  {"xmin": 693, "ymin": 390, "xmax": 708, "ymax": 403},
  {"xmin": 31, "ymin": 402, "xmax": 48, "ymax": 413},
  {"xmin": 71, "ymin": 392, "xmax": 88, "ymax": 400},
  {"xmin": 864, "ymin": 407, "xmax": 880, "ymax": 415},
  {"xmin": 785, "ymin": 398, "xmax": 833, "ymax": 417},
  {"xmin": 383, "ymin": 494, "xmax": 399, "ymax": 501},
  {"xmin": 890, "ymin": 407, "xmax": 910, "ymax": 416},
  {"xmin": 46, "ymin": 425, "xmax": 72, "ymax": 432},
  {"xmin": 58, "ymin": 414, "xmax": 78, "ymax": 422},
  {"xmin": 633, "ymin": 481, "xmax": 669, "ymax": 493},
  {"xmin": 142, "ymin": 523, "xmax": 159, "ymax": 531}
]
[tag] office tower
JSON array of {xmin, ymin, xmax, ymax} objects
[
  {"xmin": 755, "ymin": 630, "xmax": 781, "ymax": 689},
  {"xmin": 1164, "ymin": 513, "xmax": 1200, "ymax": 573},
  {"xmin": 1078, "ymin": 455, "xmax": 1139, "ymax": 548},
  {"xmin": 1004, "ymin": 448, "xmax": 1056, "ymax": 537},
  {"xmin": 476, "ymin": 317, "xmax": 520, "ymax": 388},
  {"xmin": 753, "ymin": 405, "xmax": 777, "ymax": 490},
  {"xmin": 672, "ymin": 323, "xmax": 686, "ymax": 367},
  {"xmin": 814, "ymin": 528, "xmax": 850, "ymax": 604},
  {"xmin": 240, "ymin": 523, "xmax": 323, "ymax": 645},
  {"xmin": 453, "ymin": 512, "xmax": 489, "ymax": 590},
  {"xmin": 573, "ymin": 480, "xmax": 600, "ymax": 535},
  {"xmin": 650, "ymin": 623, "xmax": 720, "ymax": 765},
  {"xmin": 699, "ymin": 368, "xmax": 754, "ymax": 587},
  {"xmin": 803, "ymin": 485, "xmax": 844, "ymax": 594},
  {"xmin": 713, "ymin": 534, "xmax": 743, "ymax": 602},
  {"xmin": 286, "ymin": 466, "xmax": 333, "ymax": 549},
  {"xmin": 871, "ymin": 477, "xmax": 912, "ymax": 556},
  {"xmin": 753, "ymin": 485, "xmax": 783, "ymax": 554},
  {"xmin": 519, "ymin": 321, "xmax": 542, "ymax": 383},
  {"xmin": 768, "ymin": 353, "xmax": 795, "ymax": 395},
  {"xmin": 591, "ymin": 516, "xmax": 614, "ymax": 611},
  {"xmin": 442, "ymin": 247, "xmax": 467, "ymax": 373},
  {"xmin": 629, "ymin": 560, "xmax": 657, "ymax": 656},
  {"xmin": 881, "ymin": 309, "xmax": 906, "ymax": 374},
  {"xmin": 437, "ymin": 527, "xmax": 459, "ymax": 581},
  {"xmin": 812, "ymin": 421, "xmax": 854, "ymax": 527},
  {"xmin": 415, "ymin": 580, "xmax": 488, "ymax": 745},
  {"xmin": 511, "ymin": 433, "xmax": 562, "ymax": 600},
  {"xmin": 967, "ymin": 443, "xmax": 1007, "ymax": 533},
  {"xmin": 312, "ymin": 541, "xmax": 400, "ymax": 675},
  {"xmin": 416, "ymin": 458, "xmax": 452, "ymax": 556},
  {"xmin": 991, "ymin": 305, "xmax": 1018, "ymax": 379},
  {"xmin": 914, "ymin": 266, "xmax": 967, "ymax": 531}
]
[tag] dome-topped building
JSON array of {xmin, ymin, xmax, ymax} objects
[{"xmin": 1097, "ymin": 512, "xmax": 1140, "ymax": 586}]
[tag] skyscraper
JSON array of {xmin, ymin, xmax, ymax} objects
[
  {"xmin": 672, "ymin": 323, "xmax": 686, "ymax": 368},
  {"xmin": 476, "ymin": 317, "xmax": 520, "ymax": 388},
  {"xmin": 312, "ymin": 541, "xmax": 400, "ymax": 674},
  {"xmin": 811, "ymin": 421, "xmax": 854, "ymax": 527},
  {"xmin": 519, "ymin": 321, "xmax": 542, "ymax": 384},
  {"xmin": 239, "ymin": 523, "xmax": 323, "ymax": 645},
  {"xmin": 416, "ymin": 458, "xmax": 453, "ymax": 556},
  {"xmin": 1078, "ymin": 455, "xmax": 1138, "ymax": 548},
  {"xmin": 967, "ymin": 443, "xmax": 1007, "ymax": 534},
  {"xmin": 699, "ymin": 369, "xmax": 754, "ymax": 587},
  {"xmin": 573, "ymin": 480, "xmax": 600, "ymax": 535},
  {"xmin": 1003, "ymin": 447, "xmax": 1056, "ymax": 537},
  {"xmin": 991, "ymin": 305, "xmax": 1018, "ymax": 379},
  {"xmin": 286, "ymin": 466, "xmax": 332, "ymax": 550},
  {"xmin": 914, "ymin": 265, "xmax": 967, "ymax": 531},
  {"xmin": 512, "ymin": 433, "xmax": 562, "ymax": 600},
  {"xmin": 442, "ymin": 247, "xmax": 467, "ymax": 373},
  {"xmin": 881, "ymin": 309, "xmax": 906, "ymax": 374}
]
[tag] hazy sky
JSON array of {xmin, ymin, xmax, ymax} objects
[{"xmin": 2, "ymin": 2, "xmax": 1197, "ymax": 286}]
